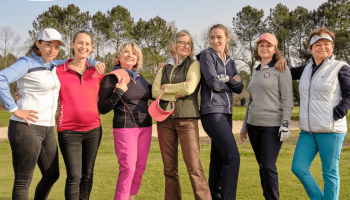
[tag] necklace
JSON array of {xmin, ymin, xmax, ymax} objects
[{"xmin": 69, "ymin": 61, "xmax": 86, "ymax": 75}]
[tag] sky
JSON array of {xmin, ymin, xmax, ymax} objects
[{"xmin": 1, "ymin": 0, "xmax": 323, "ymax": 52}]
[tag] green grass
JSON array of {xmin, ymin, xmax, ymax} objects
[
  {"xmin": 231, "ymin": 106, "xmax": 300, "ymax": 120},
  {"xmin": 1, "ymin": 112, "xmax": 350, "ymax": 199},
  {"xmin": 0, "ymin": 111, "xmax": 11, "ymax": 127}
]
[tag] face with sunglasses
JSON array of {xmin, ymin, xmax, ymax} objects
[{"xmin": 176, "ymin": 35, "xmax": 192, "ymax": 61}]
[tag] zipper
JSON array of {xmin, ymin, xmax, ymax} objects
[
  {"xmin": 307, "ymin": 59, "xmax": 328, "ymax": 134},
  {"xmin": 49, "ymin": 70, "xmax": 57, "ymax": 126},
  {"xmin": 210, "ymin": 89, "xmax": 213, "ymax": 101},
  {"xmin": 225, "ymin": 92, "xmax": 231, "ymax": 113}
]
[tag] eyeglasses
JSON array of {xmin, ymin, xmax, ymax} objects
[{"xmin": 177, "ymin": 41, "xmax": 193, "ymax": 47}]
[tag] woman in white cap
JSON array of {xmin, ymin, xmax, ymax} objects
[
  {"xmin": 152, "ymin": 30, "xmax": 212, "ymax": 200},
  {"xmin": 240, "ymin": 33, "xmax": 293, "ymax": 200},
  {"xmin": 275, "ymin": 27, "xmax": 350, "ymax": 200},
  {"xmin": 0, "ymin": 28, "xmax": 104, "ymax": 200}
]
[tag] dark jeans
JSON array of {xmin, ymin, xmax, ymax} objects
[
  {"xmin": 58, "ymin": 126, "xmax": 102, "ymax": 200},
  {"xmin": 8, "ymin": 120, "xmax": 60, "ymax": 200},
  {"xmin": 201, "ymin": 114, "xmax": 240, "ymax": 200},
  {"xmin": 247, "ymin": 124, "xmax": 282, "ymax": 200}
]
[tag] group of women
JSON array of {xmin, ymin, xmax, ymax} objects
[{"xmin": 0, "ymin": 23, "xmax": 348, "ymax": 200}]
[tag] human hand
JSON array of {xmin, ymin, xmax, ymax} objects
[
  {"xmin": 160, "ymin": 84, "xmax": 166, "ymax": 91},
  {"xmin": 96, "ymin": 62, "xmax": 106, "ymax": 75},
  {"xmin": 278, "ymin": 120, "xmax": 290, "ymax": 141},
  {"xmin": 217, "ymin": 74, "xmax": 229, "ymax": 82},
  {"xmin": 157, "ymin": 63, "xmax": 166, "ymax": 71},
  {"xmin": 116, "ymin": 78, "xmax": 128, "ymax": 92},
  {"xmin": 175, "ymin": 94, "xmax": 186, "ymax": 98},
  {"xmin": 13, "ymin": 109, "xmax": 39, "ymax": 125},
  {"xmin": 275, "ymin": 58, "xmax": 287, "ymax": 72},
  {"xmin": 240, "ymin": 131, "xmax": 248, "ymax": 142},
  {"xmin": 15, "ymin": 91, "xmax": 21, "ymax": 101},
  {"xmin": 233, "ymin": 75, "xmax": 241, "ymax": 82}
]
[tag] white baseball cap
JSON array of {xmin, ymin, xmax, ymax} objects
[
  {"xmin": 310, "ymin": 33, "xmax": 333, "ymax": 46},
  {"xmin": 37, "ymin": 28, "xmax": 67, "ymax": 47}
]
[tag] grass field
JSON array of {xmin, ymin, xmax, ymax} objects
[
  {"xmin": 0, "ymin": 111, "xmax": 11, "ymax": 127},
  {"xmin": 0, "ymin": 106, "xmax": 301, "ymax": 128},
  {"xmin": 1, "ymin": 111, "xmax": 350, "ymax": 199}
]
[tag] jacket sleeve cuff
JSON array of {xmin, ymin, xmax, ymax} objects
[
  {"xmin": 333, "ymin": 108, "xmax": 342, "ymax": 121},
  {"xmin": 8, "ymin": 106, "xmax": 18, "ymax": 113},
  {"xmin": 241, "ymin": 119, "xmax": 248, "ymax": 132}
]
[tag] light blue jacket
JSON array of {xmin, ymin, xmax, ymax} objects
[{"xmin": 0, "ymin": 51, "xmax": 98, "ymax": 113}]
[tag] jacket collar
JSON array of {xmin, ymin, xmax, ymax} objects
[
  {"xmin": 256, "ymin": 59, "xmax": 276, "ymax": 70},
  {"xmin": 30, "ymin": 51, "xmax": 56, "ymax": 70},
  {"xmin": 208, "ymin": 47, "xmax": 230, "ymax": 64},
  {"xmin": 311, "ymin": 55, "xmax": 334, "ymax": 67},
  {"xmin": 168, "ymin": 56, "xmax": 190, "ymax": 66},
  {"xmin": 63, "ymin": 58, "xmax": 91, "ymax": 71}
]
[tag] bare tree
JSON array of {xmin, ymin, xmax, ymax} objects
[{"xmin": 0, "ymin": 26, "xmax": 21, "ymax": 68}]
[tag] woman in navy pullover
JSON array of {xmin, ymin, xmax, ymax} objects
[{"xmin": 196, "ymin": 24, "xmax": 243, "ymax": 200}]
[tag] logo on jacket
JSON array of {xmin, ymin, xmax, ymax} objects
[{"xmin": 264, "ymin": 72, "xmax": 270, "ymax": 78}]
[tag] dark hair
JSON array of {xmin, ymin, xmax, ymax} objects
[
  {"xmin": 306, "ymin": 27, "xmax": 335, "ymax": 50},
  {"xmin": 70, "ymin": 30, "xmax": 94, "ymax": 56},
  {"xmin": 26, "ymin": 40, "xmax": 42, "ymax": 57},
  {"xmin": 253, "ymin": 43, "xmax": 282, "ymax": 62},
  {"xmin": 209, "ymin": 24, "xmax": 230, "ymax": 55}
]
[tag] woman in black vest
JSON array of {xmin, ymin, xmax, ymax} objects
[{"xmin": 152, "ymin": 30, "xmax": 212, "ymax": 200}]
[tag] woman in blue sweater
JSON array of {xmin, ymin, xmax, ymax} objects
[{"xmin": 196, "ymin": 24, "xmax": 243, "ymax": 200}]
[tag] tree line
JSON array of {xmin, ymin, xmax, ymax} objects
[{"xmin": 0, "ymin": 0, "xmax": 349, "ymax": 109}]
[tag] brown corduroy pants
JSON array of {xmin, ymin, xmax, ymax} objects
[{"xmin": 157, "ymin": 117, "xmax": 212, "ymax": 200}]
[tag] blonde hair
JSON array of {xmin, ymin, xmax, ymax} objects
[
  {"xmin": 113, "ymin": 42, "xmax": 143, "ymax": 71},
  {"xmin": 169, "ymin": 30, "xmax": 194, "ymax": 60},
  {"xmin": 209, "ymin": 24, "xmax": 230, "ymax": 55}
]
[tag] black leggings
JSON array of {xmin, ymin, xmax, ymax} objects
[
  {"xmin": 247, "ymin": 124, "xmax": 282, "ymax": 200},
  {"xmin": 58, "ymin": 126, "xmax": 102, "ymax": 200},
  {"xmin": 8, "ymin": 120, "xmax": 60, "ymax": 200},
  {"xmin": 201, "ymin": 113, "xmax": 240, "ymax": 200}
]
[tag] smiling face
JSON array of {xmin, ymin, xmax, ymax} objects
[
  {"xmin": 176, "ymin": 35, "xmax": 192, "ymax": 60},
  {"xmin": 209, "ymin": 28, "xmax": 229, "ymax": 54},
  {"xmin": 36, "ymin": 40, "xmax": 60, "ymax": 64},
  {"xmin": 71, "ymin": 33, "xmax": 93, "ymax": 59},
  {"xmin": 119, "ymin": 45, "xmax": 137, "ymax": 70},
  {"xmin": 258, "ymin": 40, "xmax": 276, "ymax": 60},
  {"xmin": 310, "ymin": 38, "xmax": 334, "ymax": 63}
]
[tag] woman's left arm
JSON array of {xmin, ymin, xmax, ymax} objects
[
  {"xmin": 226, "ymin": 61, "xmax": 244, "ymax": 94},
  {"xmin": 334, "ymin": 65, "xmax": 350, "ymax": 120},
  {"xmin": 52, "ymin": 58, "xmax": 105, "ymax": 74},
  {"xmin": 279, "ymin": 67, "xmax": 294, "ymax": 124},
  {"xmin": 163, "ymin": 61, "xmax": 200, "ymax": 96}
]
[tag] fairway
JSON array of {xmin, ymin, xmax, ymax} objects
[{"xmin": 0, "ymin": 111, "xmax": 350, "ymax": 199}]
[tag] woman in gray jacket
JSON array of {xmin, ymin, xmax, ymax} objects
[{"xmin": 240, "ymin": 33, "xmax": 293, "ymax": 200}]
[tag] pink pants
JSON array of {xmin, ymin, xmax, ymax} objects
[{"xmin": 113, "ymin": 127, "xmax": 152, "ymax": 200}]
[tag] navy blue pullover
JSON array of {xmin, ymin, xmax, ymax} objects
[{"xmin": 196, "ymin": 48, "xmax": 244, "ymax": 115}]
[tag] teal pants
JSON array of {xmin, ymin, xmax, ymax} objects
[{"xmin": 291, "ymin": 131, "xmax": 346, "ymax": 200}]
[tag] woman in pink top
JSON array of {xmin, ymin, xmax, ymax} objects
[{"xmin": 56, "ymin": 30, "xmax": 104, "ymax": 200}]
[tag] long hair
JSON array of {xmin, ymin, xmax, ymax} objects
[{"xmin": 26, "ymin": 40, "xmax": 42, "ymax": 57}]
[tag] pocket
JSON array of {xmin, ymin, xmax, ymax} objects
[
  {"xmin": 8, "ymin": 122, "xmax": 22, "ymax": 152},
  {"xmin": 211, "ymin": 92, "xmax": 227, "ymax": 106}
]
